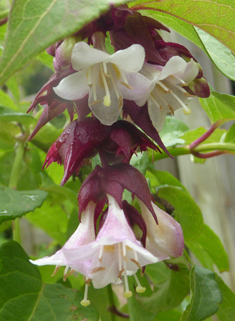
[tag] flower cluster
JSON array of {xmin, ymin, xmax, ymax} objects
[{"xmin": 29, "ymin": 4, "xmax": 209, "ymax": 306}]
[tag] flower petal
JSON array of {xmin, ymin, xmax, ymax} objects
[
  {"xmin": 119, "ymin": 72, "xmax": 151, "ymax": 104},
  {"xmin": 71, "ymin": 42, "xmax": 110, "ymax": 70},
  {"xmin": 139, "ymin": 201, "xmax": 184, "ymax": 259},
  {"xmin": 54, "ymin": 70, "xmax": 89, "ymax": 101},
  {"xmin": 106, "ymin": 44, "xmax": 145, "ymax": 72}
]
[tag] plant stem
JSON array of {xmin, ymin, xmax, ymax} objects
[
  {"xmin": 107, "ymin": 284, "xmax": 116, "ymax": 321},
  {"xmin": 151, "ymin": 143, "xmax": 235, "ymax": 162},
  {"xmin": 9, "ymin": 141, "xmax": 25, "ymax": 244}
]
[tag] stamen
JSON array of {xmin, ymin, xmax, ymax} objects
[
  {"xmin": 149, "ymin": 94, "xmax": 162, "ymax": 110},
  {"xmin": 81, "ymin": 281, "xmax": 90, "ymax": 307},
  {"xmin": 169, "ymin": 90, "xmax": 192, "ymax": 115},
  {"xmin": 118, "ymin": 96, "xmax": 123, "ymax": 110},
  {"xmin": 103, "ymin": 62, "xmax": 108, "ymax": 74},
  {"xmin": 122, "ymin": 250, "xmax": 132, "ymax": 298},
  {"xmin": 134, "ymin": 274, "xmax": 146, "ymax": 294},
  {"xmin": 123, "ymin": 268, "xmax": 132, "ymax": 298},
  {"xmin": 63, "ymin": 269, "xmax": 75, "ymax": 281},
  {"xmin": 130, "ymin": 258, "xmax": 142, "ymax": 270},
  {"xmin": 100, "ymin": 64, "xmax": 111, "ymax": 107},
  {"xmin": 51, "ymin": 265, "xmax": 60, "ymax": 277},
  {"xmin": 168, "ymin": 105, "xmax": 175, "ymax": 115},
  {"xmin": 99, "ymin": 245, "xmax": 104, "ymax": 262},
  {"xmin": 118, "ymin": 243, "xmax": 122, "ymax": 272},
  {"xmin": 122, "ymin": 243, "xmax": 129, "ymax": 262},
  {"xmin": 63, "ymin": 265, "xmax": 69, "ymax": 281},
  {"xmin": 168, "ymin": 81, "xmax": 188, "ymax": 94},
  {"xmin": 118, "ymin": 268, "xmax": 125, "ymax": 279},
  {"xmin": 90, "ymin": 266, "xmax": 106, "ymax": 274},
  {"xmin": 108, "ymin": 65, "xmax": 122, "ymax": 102},
  {"xmin": 173, "ymin": 75, "xmax": 188, "ymax": 86},
  {"xmin": 121, "ymin": 81, "xmax": 133, "ymax": 89},
  {"xmin": 157, "ymin": 81, "xmax": 172, "ymax": 93},
  {"xmin": 89, "ymin": 99, "xmax": 103, "ymax": 106}
]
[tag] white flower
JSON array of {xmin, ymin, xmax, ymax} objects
[
  {"xmin": 64, "ymin": 194, "xmax": 158, "ymax": 297},
  {"xmin": 137, "ymin": 56, "xmax": 199, "ymax": 131},
  {"xmin": 53, "ymin": 42, "xmax": 150, "ymax": 126},
  {"xmin": 139, "ymin": 200, "xmax": 184, "ymax": 259},
  {"xmin": 30, "ymin": 201, "xmax": 96, "ymax": 282}
]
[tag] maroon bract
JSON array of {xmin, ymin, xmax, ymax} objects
[{"xmin": 43, "ymin": 118, "xmax": 160, "ymax": 185}]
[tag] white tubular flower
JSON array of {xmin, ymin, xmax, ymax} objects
[
  {"xmin": 29, "ymin": 201, "xmax": 96, "ymax": 284},
  {"xmin": 137, "ymin": 56, "xmax": 199, "ymax": 131},
  {"xmin": 53, "ymin": 42, "xmax": 150, "ymax": 126},
  {"xmin": 64, "ymin": 194, "xmax": 158, "ymax": 298},
  {"xmin": 139, "ymin": 200, "xmax": 184, "ymax": 260}
]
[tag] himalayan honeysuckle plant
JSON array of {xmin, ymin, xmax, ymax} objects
[{"xmin": 0, "ymin": 1, "xmax": 235, "ymax": 321}]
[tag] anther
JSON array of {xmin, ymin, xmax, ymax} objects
[
  {"xmin": 130, "ymin": 258, "xmax": 142, "ymax": 269},
  {"xmin": 51, "ymin": 265, "xmax": 60, "ymax": 277},
  {"xmin": 90, "ymin": 266, "xmax": 106, "ymax": 274},
  {"xmin": 157, "ymin": 81, "xmax": 172, "ymax": 93},
  {"xmin": 134, "ymin": 274, "xmax": 146, "ymax": 294},
  {"xmin": 90, "ymin": 99, "xmax": 103, "ymax": 106},
  {"xmin": 121, "ymin": 81, "xmax": 133, "ymax": 89},
  {"xmin": 63, "ymin": 269, "xmax": 75, "ymax": 281}
]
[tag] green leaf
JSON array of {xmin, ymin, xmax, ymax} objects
[
  {"xmin": 215, "ymin": 274, "xmax": 235, "ymax": 321},
  {"xmin": 0, "ymin": 187, "xmax": 48, "ymax": 224},
  {"xmin": 130, "ymin": 0, "xmax": 235, "ymax": 54},
  {"xmin": 37, "ymin": 51, "xmax": 54, "ymax": 70},
  {"xmin": 0, "ymin": 0, "xmax": 127, "ymax": 85},
  {"xmin": 154, "ymin": 310, "xmax": 181, "ymax": 321},
  {"xmin": 200, "ymin": 91, "xmax": 235, "ymax": 123},
  {"xmin": 195, "ymin": 27, "xmax": 235, "ymax": 81},
  {"xmin": 141, "ymin": 262, "xmax": 189, "ymax": 313},
  {"xmin": 0, "ymin": 105, "xmax": 36, "ymax": 125},
  {"xmin": 130, "ymin": 151, "xmax": 149, "ymax": 175},
  {"xmin": 180, "ymin": 127, "xmax": 226, "ymax": 146},
  {"xmin": 26, "ymin": 199, "xmax": 69, "ymax": 244},
  {"xmin": 0, "ymin": 90, "xmax": 17, "ymax": 110},
  {"xmin": 181, "ymin": 266, "xmax": 222, "ymax": 321},
  {"xmin": 0, "ymin": 241, "xmax": 99, "ymax": 321},
  {"xmin": 156, "ymin": 186, "xmax": 203, "ymax": 241},
  {"xmin": 224, "ymin": 123, "xmax": 235, "ymax": 143},
  {"xmin": 186, "ymin": 224, "xmax": 229, "ymax": 272},
  {"xmin": 160, "ymin": 116, "xmax": 189, "ymax": 148}
]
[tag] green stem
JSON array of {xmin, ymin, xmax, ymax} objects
[
  {"xmin": 151, "ymin": 143, "xmax": 235, "ymax": 161},
  {"xmin": 9, "ymin": 141, "xmax": 25, "ymax": 189},
  {"xmin": 9, "ymin": 141, "xmax": 25, "ymax": 244},
  {"xmin": 106, "ymin": 284, "xmax": 116, "ymax": 321}
]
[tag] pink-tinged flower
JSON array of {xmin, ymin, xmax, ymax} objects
[
  {"xmin": 139, "ymin": 200, "xmax": 184, "ymax": 259},
  {"xmin": 30, "ymin": 201, "xmax": 96, "ymax": 284},
  {"xmin": 137, "ymin": 56, "xmax": 202, "ymax": 131},
  {"xmin": 53, "ymin": 38, "xmax": 149, "ymax": 126},
  {"xmin": 64, "ymin": 195, "xmax": 158, "ymax": 297}
]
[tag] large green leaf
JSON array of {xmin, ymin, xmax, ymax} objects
[
  {"xmin": 134, "ymin": 9, "xmax": 235, "ymax": 81},
  {"xmin": 141, "ymin": 262, "xmax": 190, "ymax": 313},
  {"xmin": 181, "ymin": 266, "xmax": 222, "ymax": 321},
  {"xmin": 130, "ymin": 0, "xmax": 235, "ymax": 54},
  {"xmin": 0, "ymin": 186, "xmax": 48, "ymax": 224},
  {"xmin": 215, "ymin": 274, "xmax": 235, "ymax": 321},
  {"xmin": 200, "ymin": 91, "xmax": 235, "ymax": 123},
  {"xmin": 186, "ymin": 224, "xmax": 229, "ymax": 273},
  {"xmin": 195, "ymin": 28, "xmax": 235, "ymax": 81},
  {"xmin": 0, "ymin": 0, "xmax": 126, "ymax": 85},
  {"xmin": 0, "ymin": 241, "xmax": 99, "ymax": 321}
]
